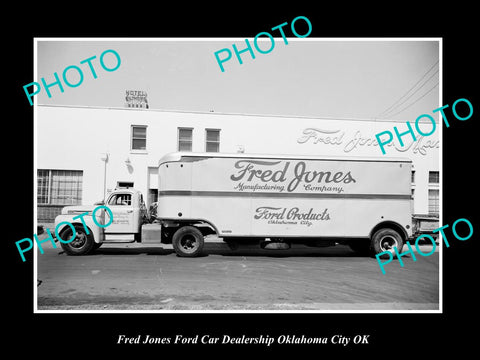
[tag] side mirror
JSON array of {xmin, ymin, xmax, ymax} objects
[{"xmin": 94, "ymin": 200, "xmax": 105, "ymax": 205}]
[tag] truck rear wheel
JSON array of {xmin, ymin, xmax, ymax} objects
[
  {"xmin": 172, "ymin": 226, "xmax": 204, "ymax": 257},
  {"xmin": 371, "ymin": 228, "xmax": 404, "ymax": 258},
  {"xmin": 59, "ymin": 225, "xmax": 95, "ymax": 256}
]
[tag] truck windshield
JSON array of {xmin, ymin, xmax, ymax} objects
[{"xmin": 108, "ymin": 194, "xmax": 132, "ymax": 206}]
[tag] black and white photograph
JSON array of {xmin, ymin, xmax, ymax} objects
[
  {"xmin": 7, "ymin": 6, "xmax": 478, "ymax": 356},
  {"xmin": 33, "ymin": 38, "xmax": 441, "ymax": 312}
]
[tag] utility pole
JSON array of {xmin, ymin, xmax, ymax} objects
[{"xmin": 101, "ymin": 153, "xmax": 109, "ymax": 200}]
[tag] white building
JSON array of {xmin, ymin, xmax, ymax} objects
[{"xmin": 36, "ymin": 105, "xmax": 439, "ymax": 224}]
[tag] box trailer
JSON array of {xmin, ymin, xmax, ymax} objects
[
  {"xmin": 54, "ymin": 152, "xmax": 413, "ymax": 258},
  {"xmin": 156, "ymin": 152, "xmax": 412, "ymax": 257}
]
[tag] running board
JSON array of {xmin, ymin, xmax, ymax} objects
[{"xmin": 104, "ymin": 233, "xmax": 135, "ymax": 243}]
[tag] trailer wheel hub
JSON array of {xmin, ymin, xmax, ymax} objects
[{"xmin": 379, "ymin": 235, "xmax": 398, "ymax": 253}]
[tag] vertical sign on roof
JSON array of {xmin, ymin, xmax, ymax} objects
[{"xmin": 125, "ymin": 90, "xmax": 149, "ymax": 108}]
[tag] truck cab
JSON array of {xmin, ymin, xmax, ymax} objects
[
  {"xmin": 54, "ymin": 188, "xmax": 148, "ymax": 255},
  {"xmin": 103, "ymin": 188, "xmax": 147, "ymax": 236}
]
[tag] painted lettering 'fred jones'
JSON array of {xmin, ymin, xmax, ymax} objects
[
  {"xmin": 297, "ymin": 128, "xmax": 439, "ymax": 156},
  {"xmin": 230, "ymin": 159, "xmax": 356, "ymax": 192},
  {"xmin": 23, "ymin": 49, "xmax": 121, "ymax": 106}
]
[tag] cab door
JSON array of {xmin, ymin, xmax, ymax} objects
[{"xmin": 104, "ymin": 192, "xmax": 136, "ymax": 233}]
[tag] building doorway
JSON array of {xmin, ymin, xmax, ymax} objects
[{"xmin": 147, "ymin": 167, "xmax": 159, "ymax": 208}]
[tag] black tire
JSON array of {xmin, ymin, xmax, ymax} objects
[
  {"xmin": 59, "ymin": 225, "xmax": 95, "ymax": 255},
  {"xmin": 371, "ymin": 228, "xmax": 404, "ymax": 258},
  {"xmin": 348, "ymin": 240, "xmax": 371, "ymax": 256},
  {"xmin": 172, "ymin": 226, "xmax": 204, "ymax": 257}
]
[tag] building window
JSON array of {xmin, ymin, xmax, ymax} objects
[
  {"xmin": 117, "ymin": 181, "xmax": 134, "ymax": 189},
  {"xmin": 411, "ymin": 170, "xmax": 415, "ymax": 184},
  {"xmin": 205, "ymin": 129, "xmax": 220, "ymax": 152},
  {"xmin": 37, "ymin": 170, "xmax": 83, "ymax": 205},
  {"xmin": 428, "ymin": 189, "xmax": 439, "ymax": 215},
  {"xmin": 429, "ymin": 171, "xmax": 439, "ymax": 184},
  {"xmin": 131, "ymin": 125, "xmax": 147, "ymax": 150},
  {"xmin": 178, "ymin": 128, "xmax": 193, "ymax": 151},
  {"xmin": 37, "ymin": 169, "xmax": 50, "ymax": 204}
]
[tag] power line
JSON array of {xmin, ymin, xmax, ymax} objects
[
  {"xmin": 385, "ymin": 82, "xmax": 439, "ymax": 118},
  {"xmin": 377, "ymin": 60, "xmax": 438, "ymax": 117},
  {"xmin": 376, "ymin": 60, "xmax": 439, "ymax": 118},
  {"xmin": 380, "ymin": 69, "xmax": 438, "ymax": 117}
]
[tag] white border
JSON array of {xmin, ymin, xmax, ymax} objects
[{"xmin": 33, "ymin": 37, "xmax": 442, "ymax": 314}]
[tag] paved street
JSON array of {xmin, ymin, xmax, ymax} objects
[{"xmin": 36, "ymin": 239, "xmax": 439, "ymax": 311}]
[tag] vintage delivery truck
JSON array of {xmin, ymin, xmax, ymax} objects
[{"xmin": 54, "ymin": 152, "xmax": 413, "ymax": 257}]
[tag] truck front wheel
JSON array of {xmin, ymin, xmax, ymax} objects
[
  {"xmin": 371, "ymin": 228, "xmax": 404, "ymax": 258},
  {"xmin": 59, "ymin": 225, "xmax": 95, "ymax": 256},
  {"xmin": 172, "ymin": 226, "xmax": 204, "ymax": 257}
]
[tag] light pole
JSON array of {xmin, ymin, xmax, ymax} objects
[{"xmin": 100, "ymin": 153, "xmax": 109, "ymax": 200}]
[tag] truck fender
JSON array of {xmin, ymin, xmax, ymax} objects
[
  {"xmin": 369, "ymin": 220, "xmax": 409, "ymax": 242},
  {"xmin": 54, "ymin": 214, "xmax": 103, "ymax": 244}
]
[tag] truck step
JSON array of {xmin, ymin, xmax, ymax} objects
[{"xmin": 104, "ymin": 233, "xmax": 135, "ymax": 242}]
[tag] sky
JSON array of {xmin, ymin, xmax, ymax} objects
[{"xmin": 36, "ymin": 39, "xmax": 440, "ymax": 122}]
